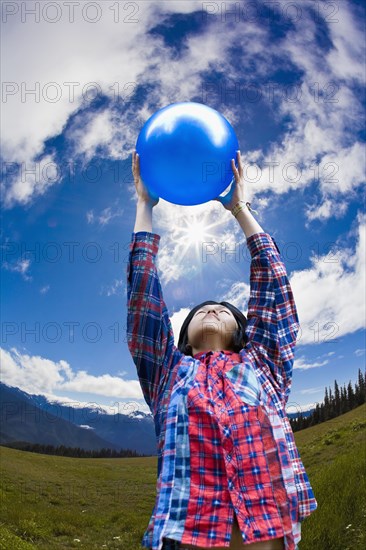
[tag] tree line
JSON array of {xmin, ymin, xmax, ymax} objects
[
  {"xmin": 289, "ymin": 367, "xmax": 365, "ymax": 432},
  {"xmin": 1, "ymin": 441, "xmax": 148, "ymax": 458}
]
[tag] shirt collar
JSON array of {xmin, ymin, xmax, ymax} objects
[{"xmin": 193, "ymin": 349, "xmax": 238, "ymax": 360}]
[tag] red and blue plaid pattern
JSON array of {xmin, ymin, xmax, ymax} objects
[{"xmin": 126, "ymin": 231, "xmax": 317, "ymax": 550}]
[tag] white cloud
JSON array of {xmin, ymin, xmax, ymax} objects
[
  {"xmin": 170, "ymin": 307, "xmax": 191, "ymax": 347},
  {"xmin": 72, "ymin": 109, "xmax": 114, "ymax": 161},
  {"xmin": 291, "ymin": 214, "xmax": 366, "ymax": 344},
  {"xmin": 100, "ymin": 278, "xmax": 124, "ymax": 297},
  {"xmin": 2, "ymin": 153, "xmax": 61, "ymax": 208},
  {"xmin": 293, "ymin": 357, "xmax": 329, "ymax": 371},
  {"xmin": 304, "ymin": 142, "xmax": 365, "ymax": 224},
  {"xmin": 1, "ymin": 347, "xmax": 72, "ymax": 393},
  {"xmin": 304, "ymin": 198, "xmax": 348, "ymax": 226},
  {"xmin": 2, "ymin": 258, "xmax": 32, "ymax": 281},
  {"xmin": 243, "ymin": 81, "xmax": 364, "ymax": 211},
  {"xmin": 1, "ymin": 4, "xmax": 151, "ymax": 163},
  {"xmin": 0, "ymin": 346, "xmax": 144, "ymax": 401},
  {"xmin": 315, "ymin": 351, "xmax": 335, "ymax": 360},
  {"xmin": 324, "ymin": 0, "xmax": 365, "ymax": 82},
  {"xmin": 86, "ymin": 205, "xmax": 124, "ymax": 226},
  {"xmin": 221, "ymin": 281, "xmax": 251, "ymax": 310},
  {"xmin": 298, "ymin": 387, "xmax": 324, "ymax": 395},
  {"xmin": 40, "ymin": 285, "xmax": 50, "ymax": 294},
  {"xmin": 354, "ymin": 349, "xmax": 365, "ymax": 357}
]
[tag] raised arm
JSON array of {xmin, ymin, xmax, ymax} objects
[
  {"xmin": 126, "ymin": 229, "xmax": 183, "ymax": 414},
  {"xmin": 126, "ymin": 152, "xmax": 183, "ymax": 414},
  {"xmin": 214, "ymin": 150, "xmax": 299, "ymax": 404},
  {"xmin": 244, "ymin": 232, "xmax": 300, "ymax": 405}
]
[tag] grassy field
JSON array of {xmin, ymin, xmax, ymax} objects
[{"xmin": 1, "ymin": 404, "xmax": 365, "ymax": 549}]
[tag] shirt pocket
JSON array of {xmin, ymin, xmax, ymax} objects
[{"xmin": 226, "ymin": 361, "xmax": 261, "ymax": 407}]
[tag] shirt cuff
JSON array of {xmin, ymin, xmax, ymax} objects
[
  {"xmin": 130, "ymin": 231, "xmax": 161, "ymax": 257},
  {"xmin": 246, "ymin": 232, "xmax": 281, "ymax": 258}
]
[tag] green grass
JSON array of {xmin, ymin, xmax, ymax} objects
[
  {"xmin": 0, "ymin": 404, "xmax": 365, "ymax": 549},
  {"xmin": 290, "ymin": 404, "xmax": 366, "ymax": 550},
  {"xmin": 0, "ymin": 451, "xmax": 156, "ymax": 549}
]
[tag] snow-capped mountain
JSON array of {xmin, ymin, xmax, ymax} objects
[{"xmin": 0, "ymin": 382, "xmax": 156, "ymax": 454}]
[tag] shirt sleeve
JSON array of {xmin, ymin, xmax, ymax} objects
[
  {"xmin": 245, "ymin": 232, "xmax": 300, "ymax": 405},
  {"xmin": 126, "ymin": 231, "xmax": 183, "ymax": 414}
]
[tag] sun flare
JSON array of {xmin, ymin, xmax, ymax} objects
[
  {"xmin": 170, "ymin": 208, "xmax": 229, "ymax": 266},
  {"xmin": 185, "ymin": 220, "xmax": 208, "ymax": 245}
]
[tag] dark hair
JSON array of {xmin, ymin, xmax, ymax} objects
[{"xmin": 177, "ymin": 300, "xmax": 249, "ymax": 357}]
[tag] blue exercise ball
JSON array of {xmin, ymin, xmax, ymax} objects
[{"xmin": 135, "ymin": 102, "xmax": 239, "ymax": 206}]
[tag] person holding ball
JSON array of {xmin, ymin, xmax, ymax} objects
[{"xmin": 126, "ymin": 150, "xmax": 317, "ymax": 550}]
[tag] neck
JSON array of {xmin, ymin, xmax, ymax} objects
[{"xmin": 190, "ymin": 337, "xmax": 234, "ymax": 357}]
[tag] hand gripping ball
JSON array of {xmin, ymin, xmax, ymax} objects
[{"xmin": 135, "ymin": 102, "xmax": 239, "ymax": 206}]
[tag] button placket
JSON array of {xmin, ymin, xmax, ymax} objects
[
  {"xmin": 204, "ymin": 353, "xmax": 238, "ymax": 494},
  {"xmin": 206, "ymin": 359, "xmax": 223, "ymax": 418}
]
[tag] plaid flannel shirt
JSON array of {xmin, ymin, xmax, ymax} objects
[{"xmin": 126, "ymin": 231, "xmax": 317, "ymax": 550}]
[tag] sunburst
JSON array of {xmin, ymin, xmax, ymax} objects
[{"xmin": 171, "ymin": 208, "xmax": 229, "ymax": 264}]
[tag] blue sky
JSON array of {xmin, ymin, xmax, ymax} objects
[{"xmin": 1, "ymin": 0, "xmax": 365, "ymax": 416}]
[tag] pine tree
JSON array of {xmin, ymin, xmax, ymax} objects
[
  {"xmin": 334, "ymin": 380, "xmax": 341, "ymax": 415},
  {"xmin": 340, "ymin": 385, "xmax": 347, "ymax": 414},
  {"xmin": 324, "ymin": 387, "xmax": 330, "ymax": 420},
  {"xmin": 357, "ymin": 368, "xmax": 366, "ymax": 405},
  {"xmin": 344, "ymin": 383, "xmax": 348, "ymax": 410},
  {"xmin": 330, "ymin": 386, "xmax": 334, "ymax": 417},
  {"xmin": 347, "ymin": 381, "xmax": 356, "ymax": 409}
]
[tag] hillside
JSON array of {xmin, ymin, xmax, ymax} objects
[{"xmin": 1, "ymin": 404, "xmax": 365, "ymax": 549}]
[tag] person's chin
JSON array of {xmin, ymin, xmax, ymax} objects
[
  {"xmin": 202, "ymin": 318, "xmax": 219, "ymax": 325},
  {"xmin": 201, "ymin": 324, "xmax": 220, "ymax": 332}
]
